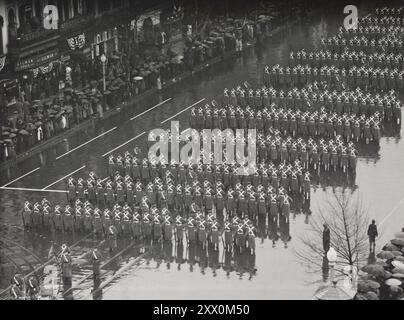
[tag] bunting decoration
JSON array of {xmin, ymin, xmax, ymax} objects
[
  {"xmin": 0, "ymin": 55, "xmax": 6, "ymax": 72},
  {"xmin": 39, "ymin": 62, "xmax": 54, "ymax": 74},
  {"xmin": 67, "ymin": 33, "xmax": 86, "ymax": 50},
  {"xmin": 32, "ymin": 68, "xmax": 39, "ymax": 78}
]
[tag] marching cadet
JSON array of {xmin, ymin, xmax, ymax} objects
[
  {"xmin": 63, "ymin": 205, "xmax": 74, "ymax": 232},
  {"xmin": 210, "ymin": 218, "xmax": 221, "ymax": 251},
  {"xmin": 26, "ymin": 276, "xmax": 39, "ymax": 300},
  {"xmin": 67, "ymin": 177, "xmax": 77, "ymax": 203},
  {"xmin": 83, "ymin": 205, "xmax": 93, "ymax": 232},
  {"xmin": 197, "ymin": 217, "xmax": 207, "ymax": 249},
  {"xmin": 142, "ymin": 210, "xmax": 152, "ymax": 249},
  {"xmin": 116, "ymin": 179, "xmax": 125, "ymax": 205},
  {"xmin": 93, "ymin": 207, "xmax": 103, "ymax": 236},
  {"xmin": 141, "ymin": 158, "xmax": 150, "ymax": 183},
  {"xmin": 131, "ymin": 155, "xmax": 141, "ymax": 181},
  {"xmin": 135, "ymin": 180, "xmax": 144, "ymax": 207},
  {"xmin": 54, "ymin": 205, "xmax": 63, "ymax": 231},
  {"xmin": 22, "ymin": 201, "xmax": 32, "ymax": 229},
  {"xmin": 11, "ymin": 274, "xmax": 25, "ymax": 299},
  {"xmin": 32, "ymin": 202, "xmax": 42, "ymax": 229},
  {"xmin": 77, "ymin": 178, "xmax": 85, "ymax": 201},
  {"xmin": 163, "ymin": 214, "xmax": 173, "ymax": 241},
  {"xmin": 108, "ymin": 155, "xmax": 116, "ymax": 177},
  {"xmin": 10, "ymin": 283, "xmax": 24, "ymax": 300},
  {"xmin": 186, "ymin": 215, "xmax": 197, "ymax": 244},
  {"xmin": 113, "ymin": 205, "xmax": 122, "ymax": 235},
  {"xmin": 87, "ymin": 177, "xmax": 96, "ymax": 204},
  {"xmin": 246, "ymin": 222, "xmax": 257, "ymax": 254},
  {"xmin": 175, "ymin": 183, "xmax": 184, "ymax": 214},
  {"xmin": 184, "ymin": 183, "xmax": 193, "ymax": 216},
  {"xmin": 153, "ymin": 209, "xmax": 162, "ymax": 242},
  {"xmin": 175, "ymin": 214, "xmax": 185, "ymax": 243},
  {"xmin": 131, "ymin": 210, "xmax": 141, "ymax": 240},
  {"xmin": 95, "ymin": 178, "xmax": 105, "ymax": 208},
  {"xmin": 103, "ymin": 208, "xmax": 112, "ymax": 232}
]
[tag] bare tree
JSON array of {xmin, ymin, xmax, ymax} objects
[{"xmin": 294, "ymin": 192, "xmax": 370, "ymax": 278}]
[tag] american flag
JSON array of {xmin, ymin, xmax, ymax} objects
[
  {"xmin": 67, "ymin": 33, "xmax": 86, "ymax": 50},
  {"xmin": 0, "ymin": 55, "xmax": 6, "ymax": 72}
]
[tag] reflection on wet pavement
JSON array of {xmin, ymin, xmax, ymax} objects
[{"xmin": 1, "ymin": 3, "xmax": 404, "ymax": 299}]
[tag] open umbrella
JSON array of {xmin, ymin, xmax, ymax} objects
[
  {"xmin": 377, "ymin": 251, "xmax": 395, "ymax": 260},
  {"xmin": 394, "ymin": 232, "xmax": 404, "ymax": 239},
  {"xmin": 391, "ymin": 238, "xmax": 404, "ymax": 247},
  {"xmin": 392, "ymin": 273, "xmax": 404, "ymax": 279},
  {"xmin": 364, "ymin": 291, "xmax": 379, "ymax": 300},
  {"xmin": 392, "ymin": 260, "xmax": 404, "ymax": 269},
  {"xmin": 362, "ymin": 264, "xmax": 386, "ymax": 278},
  {"xmin": 9, "ymin": 133, "xmax": 17, "ymax": 139},
  {"xmin": 389, "ymin": 286, "xmax": 403, "ymax": 295},
  {"xmin": 385, "ymin": 278, "xmax": 402, "ymax": 286},
  {"xmin": 313, "ymin": 282, "xmax": 356, "ymax": 300},
  {"xmin": 19, "ymin": 129, "xmax": 29, "ymax": 135},
  {"xmin": 392, "ymin": 250, "xmax": 403, "ymax": 257},
  {"xmin": 394, "ymin": 256, "xmax": 404, "ymax": 262},
  {"xmin": 383, "ymin": 243, "xmax": 400, "ymax": 251},
  {"xmin": 358, "ymin": 280, "xmax": 380, "ymax": 293},
  {"xmin": 375, "ymin": 260, "xmax": 388, "ymax": 267}
]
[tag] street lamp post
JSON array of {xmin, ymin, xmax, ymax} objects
[
  {"xmin": 100, "ymin": 54, "xmax": 107, "ymax": 92},
  {"xmin": 326, "ymin": 247, "xmax": 338, "ymax": 284}
]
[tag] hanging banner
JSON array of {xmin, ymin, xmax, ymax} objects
[
  {"xmin": 39, "ymin": 62, "xmax": 54, "ymax": 74},
  {"xmin": 67, "ymin": 33, "xmax": 86, "ymax": 50},
  {"xmin": 0, "ymin": 55, "xmax": 6, "ymax": 72},
  {"xmin": 15, "ymin": 49, "xmax": 59, "ymax": 71}
]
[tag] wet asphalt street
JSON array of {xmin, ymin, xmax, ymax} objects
[{"xmin": 1, "ymin": 3, "xmax": 404, "ymax": 299}]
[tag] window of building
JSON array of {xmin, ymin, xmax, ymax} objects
[
  {"xmin": 112, "ymin": 0, "xmax": 123, "ymax": 9},
  {"xmin": 84, "ymin": 0, "xmax": 95, "ymax": 14},
  {"xmin": 33, "ymin": 0, "xmax": 43, "ymax": 19},
  {"xmin": 63, "ymin": 0, "xmax": 70, "ymax": 20},
  {"xmin": 0, "ymin": 15, "xmax": 3, "ymax": 55},
  {"xmin": 98, "ymin": 0, "xmax": 110, "ymax": 13},
  {"xmin": 73, "ymin": 0, "xmax": 83, "ymax": 15}
]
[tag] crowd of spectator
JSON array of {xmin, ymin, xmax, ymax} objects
[{"xmin": 0, "ymin": 14, "xmax": 275, "ymax": 164}]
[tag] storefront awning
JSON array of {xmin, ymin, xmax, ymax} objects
[{"xmin": 15, "ymin": 49, "xmax": 60, "ymax": 72}]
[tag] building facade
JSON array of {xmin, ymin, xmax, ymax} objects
[{"xmin": 0, "ymin": 0, "xmax": 178, "ymax": 105}]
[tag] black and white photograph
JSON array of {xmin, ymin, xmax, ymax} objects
[{"xmin": 0, "ymin": 0, "xmax": 403, "ymax": 303}]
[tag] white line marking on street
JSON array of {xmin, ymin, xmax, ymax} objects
[
  {"xmin": 101, "ymin": 177, "xmax": 109, "ymax": 182},
  {"xmin": 0, "ymin": 186, "xmax": 68, "ymax": 193},
  {"xmin": 160, "ymin": 98, "xmax": 206, "ymax": 124},
  {"xmin": 130, "ymin": 98, "xmax": 172, "ymax": 121},
  {"xmin": 56, "ymin": 127, "xmax": 117, "ymax": 160},
  {"xmin": 102, "ymin": 132, "xmax": 146, "ymax": 157},
  {"xmin": 379, "ymin": 196, "xmax": 404, "ymax": 226},
  {"xmin": 1, "ymin": 167, "xmax": 40, "ymax": 188},
  {"xmin": 42, "ymin": 165, "xmax": 86, "ymax": 190}
]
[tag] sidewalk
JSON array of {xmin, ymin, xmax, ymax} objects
[{"xmin": 0, "ymin": 12, "xmax": 320, "ymax": 172}]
